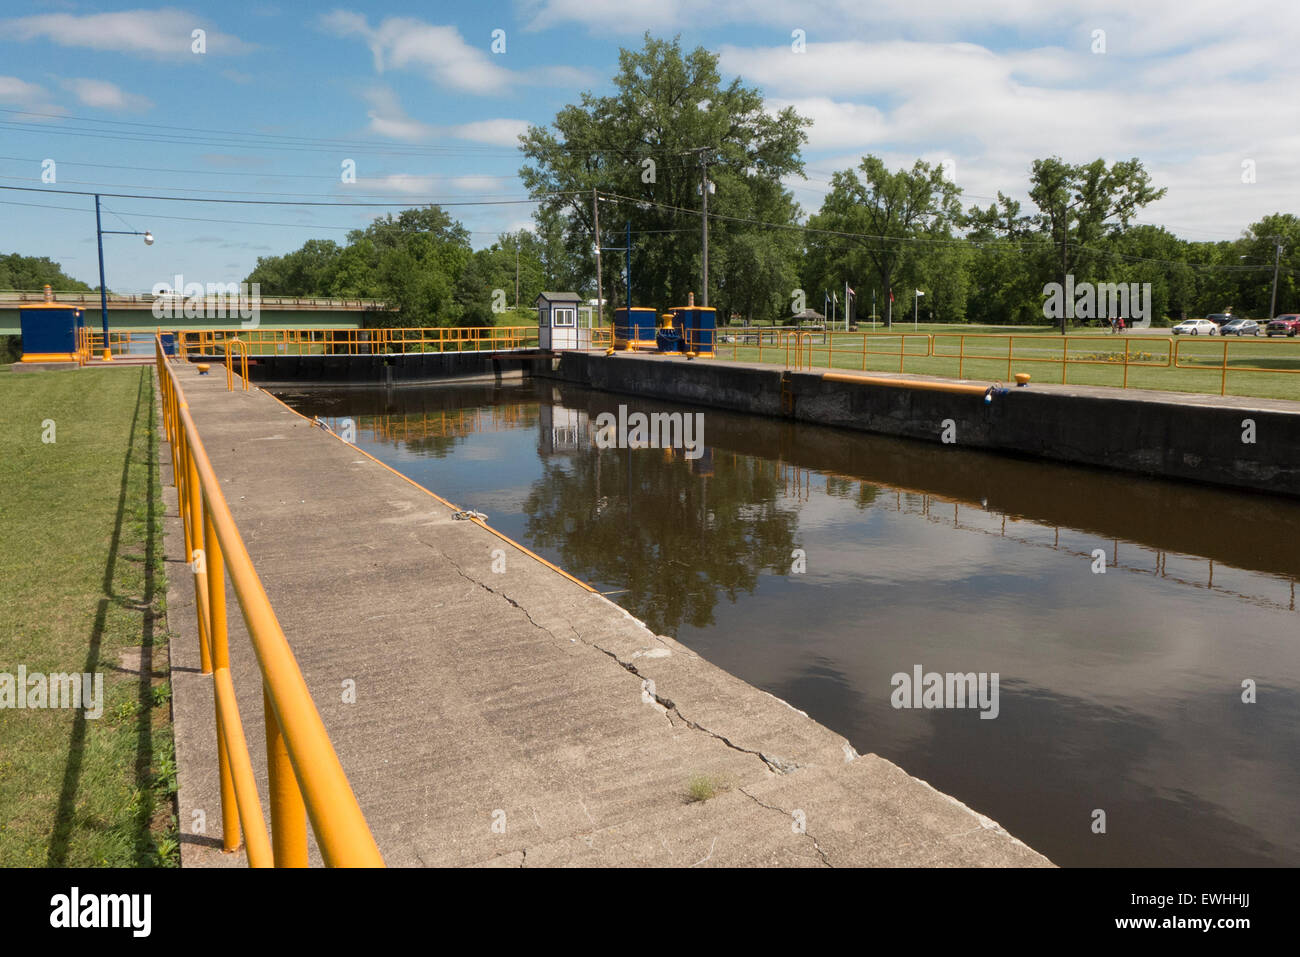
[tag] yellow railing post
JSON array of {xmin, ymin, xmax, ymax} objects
[
  {"xmin": 1062, "ymin": 336, "xmax": 1069, "ymax": 385},
  {"xmin": 265, "ymin": 686, "xmax": 309, "ymax": 867},
  {"xmin": 204, "ymin": 502, "xmax": 239, "ymax": 851},
  {"xmin": 186, "ymin": 441, "xmax": 213, "ymax": 675},
  {"xmin": 1222, "ymin": 338, "xmax": 1229, "ymax": 396}
]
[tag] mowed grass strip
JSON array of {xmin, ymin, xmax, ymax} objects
[
  {"xmin": 715, "ymin": 329, "xmax": 1300, "ymax": 401},
  {"xmin": 0, "ymin": 366, "xmax": 177, "ymax": 867}
]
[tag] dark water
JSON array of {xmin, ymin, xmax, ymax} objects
[{"xmin": 279, "ymin": 380, "xmax": 1300, "ymax": 867}]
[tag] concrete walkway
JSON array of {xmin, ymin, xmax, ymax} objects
[{"xmin": 163, "ymin": 360, "xmax": 1049, "ymax": 867}]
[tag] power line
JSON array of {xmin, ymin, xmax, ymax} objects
[
  {"xmin": 0, "ymin": 173, "xmax": 541, "ymax": 202},
  {"xmin": 0, "ymin": 183, "xmax": 579, "ymax": 207},
  {"xmin": 0, "ymin": 154, "xmax": 522, "ymax": 183}
]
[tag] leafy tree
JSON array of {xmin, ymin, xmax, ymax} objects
[
  {"xmin": 0, "ymin": 253, "xmax": 93, "ymax": 292},
  {"xmin": 1026, "ymin": 157, "xmax": 1166, "ymax": 332},
  {"xmin": 519, "ymin": 34, "xmax": 809, "ymax": 323},
  {"xmin": 805, "ymin": 157, "xmax": 962, "ymax": 327},
  {"xmin": 1239, "ymin": 213, "xmax": 1300, "ymax": 317}
]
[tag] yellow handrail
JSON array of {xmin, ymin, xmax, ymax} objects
[
  {"xmin": 225, "ymin": 337, "xmax": 249, "ymax": 391},
  {"xmin": 155, "ymin": 335, "xmax": 384, "ymax": 867}
]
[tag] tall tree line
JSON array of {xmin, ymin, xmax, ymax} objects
[{"xmin": 224, "ymin": 34, "xmax": 1298, "ymax": 327}]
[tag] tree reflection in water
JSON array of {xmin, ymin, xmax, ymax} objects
[{"xmin": 522, "ymin": 440, "xmax": 799, "ymax": 635}]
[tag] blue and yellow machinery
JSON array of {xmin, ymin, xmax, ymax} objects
[
  {"xmin": 18, "ymin": 287, "xmax": 86, "ymax": 362},
  {"xmin": 669, "ymin": 302, "xmax": 716, "ymax": 357},
  {"xmin": 655, "ymin": 312, "xmax": 685, "ymax": 353},
  {"xmin": 613, "ymin": 306, "xmax": 658, "ymax": 351}
]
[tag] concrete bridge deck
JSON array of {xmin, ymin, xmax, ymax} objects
[{"xmin": 163, "ymin": 360, "xmax": 1049, "ymax": 867}]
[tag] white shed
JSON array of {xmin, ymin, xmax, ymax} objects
[{"xmin": 536, "ymin": 291, "xmax": 582, "ymax": 350}]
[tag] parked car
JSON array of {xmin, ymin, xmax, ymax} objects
[
  {"xmin": 1205, "ymin": 313, "xmax": 1235, "ymax": 327},
  {"xmin": 1266, "ymin": 315, "xmax": 1300, "ymax": 337},
  {"xmin": 1221, "ymin": 318, "xmax": 1260, "ymax": 336},
  {"xmin": 1172, "ymin": 319, "xmax": 1220, "ymax": 335}
]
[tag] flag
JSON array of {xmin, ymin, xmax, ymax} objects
[
  {"xmin": 889, "ymin": 288, "xmax": 894, "ymax": 303},
  {"xmin": 846, "ymin": 287, "xmax": 856, "ymax": 300}
]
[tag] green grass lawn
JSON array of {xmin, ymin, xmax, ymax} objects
[
  {"xmin": 713, "ymin": 328, "xmax": 1300, "ymax": 401},
  {"xmin": 0, "ymin": 365, "xmax": 177, "ymax": 866}
]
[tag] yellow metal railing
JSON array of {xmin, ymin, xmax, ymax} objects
[
  {"xmin": 722, "ymin": 329, "xmax": 1300, "ymax": 397},
  {"xmin": 77, "ymin": 328, "xmax": 158, "ymax": 362},
  {"xmin": 928, "ymin": 333, "xmax": 1173, "ymax": 386},
  {"xmin": 155, "ymin": 335, "xmax": 384, "ymax": 867},
  {"xmin": 175, "ymin": 326, "xmax": 541, "ymax": 357},
  {"xmin": 225, "ymin": 337, "xmax": 249, "ymax": 391}
]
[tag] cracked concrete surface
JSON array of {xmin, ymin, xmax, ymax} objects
[{"xmin": 163, "ymin": 362, "xmax": 1050, "ymax": 868}]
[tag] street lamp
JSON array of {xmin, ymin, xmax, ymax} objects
[
  {"xmin": 914, "ymin": 289, "xmax": 925, "ymax": 330},
  {"xmin": 94, "ymin": 193, "xmax": 153, "ymax": 361},
  {"xmin": 1239, "ymin": 241, "xmax": 1284, "ymax": 319}
]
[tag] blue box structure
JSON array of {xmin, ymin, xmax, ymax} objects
[
  {"xmin": 19, "ymin": 299, "xmax": 86, "ymax": 363},
  {"xmin": 613, "ymin": 307, "xmax": 658, "ymax": 351},
  {"xmin": 670, "ymin": 305, "xmax": 717, "ymax": 357}
]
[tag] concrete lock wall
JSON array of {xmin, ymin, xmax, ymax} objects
[
  {"xmin": 216, "ymin": 348, "xmax": 1300, "ymax": 496},
  {"xmin": 243, "ymin": 352, "xmax": 530, "ymax": 387},
  {"xmin": 540, "ymin": 353, "xmax": 1300, "ymax": 497}
]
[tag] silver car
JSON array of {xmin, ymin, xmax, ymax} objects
[
  {"xmin": 1221, "ymin": 318, "xmax": 1260, "ymax": 336},
  {"xmin": 1172, "ymin": 319, "xmax": 1219, "ymax": 335}
]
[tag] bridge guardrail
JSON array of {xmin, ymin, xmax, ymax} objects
[{"xmin": 1, "ymin": 290, "xmax": 390, "ymax": 310}]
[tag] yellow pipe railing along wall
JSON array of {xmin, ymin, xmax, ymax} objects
[{"xmin": 155, "ymin": 335, "xmax": 383, "ymax": 867}]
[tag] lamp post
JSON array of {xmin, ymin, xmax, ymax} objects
[
  {"xmin": 1239, "ymin": 241, "xmax": 1284, "ymax": 319},
  {"xmin": 95, "ymin": 193, "xmax": 153, "ymax": 361},
  {"xmin": 914, "ymin": 289, "xmax": 924, "ymax": 330}
]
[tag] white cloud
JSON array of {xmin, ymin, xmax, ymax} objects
[
  {"xmin": 450, "ymin": 118, "xmax": 529, "ymax": 147},
  {"xmin": 361, "ymin": 86, "xmax": 433, "ymax": 141},
  {"xmin": 354, "ymin": 174, "xmax": 437, "ymax": 194},
  {"xmin": 0, "ymin": 76, "xmax": 64, "ymax": 120},
  {"xmin": 521, "ymin": 0, "xmax": 1298, "ymax": 55},
  {"xmin": 321, "ymin": 11, "xmax": 512, "ymax": 95},
  {"xmin": 713, "ymin": 32, "xmax": 1300, "ymax": 240},
  {"xmin": 771, "ymin": 97, "xmax": 888, "ymax": 151},
  {"xmin": 62, "ymin": 78, "xmax": 153, "ymax": 112},
  {"xmin": 3, "ymin": 8, "xmax": 255, "ymax": 58},
  {"xmin": 451, "ymin": 175, "xmax": 512, "ymax": 193}
]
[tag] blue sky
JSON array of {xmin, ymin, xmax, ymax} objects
[{"xmin": 1, "ymin": 1, "xmax": 1296, "ymax": 293}]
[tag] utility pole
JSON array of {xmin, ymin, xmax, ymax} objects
[
  {"xmin": 700, "ymin": 151, "xmax": 710, "ymax": 307},
  {"xmin": 514, "ymin": 236, "xmax": 519, "ymax": 310},
  {"xmin": 1060, "ymin": 215, "xmax": 1069, "ymax": 336},
  {"xmin": 1058, "ymin": 196, "xmax": 1082, "ymax": 336},
  {"xmin": 592, "ymin": 188, "xmax": 603, "ymax": 329},
  {"xmin": 1271, "ymin": 238, "xmax": 1284, "ymax": 319}
]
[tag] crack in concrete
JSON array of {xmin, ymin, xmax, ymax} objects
[
  {"xmin": 432, "ymin": 544, "xmax": 572, "ymax": 647},
  {"xmin": 738, "ymin": 786, "xmax": 832, "ymax": 867},
  {"xmin": 425, "ymin": 539, "xmax": 797, "ymax": 779}
]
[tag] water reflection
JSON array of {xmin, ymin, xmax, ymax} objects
[{"xmin": 277, "ymin": 380, "xmax": 1300, "ymax": 867}]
